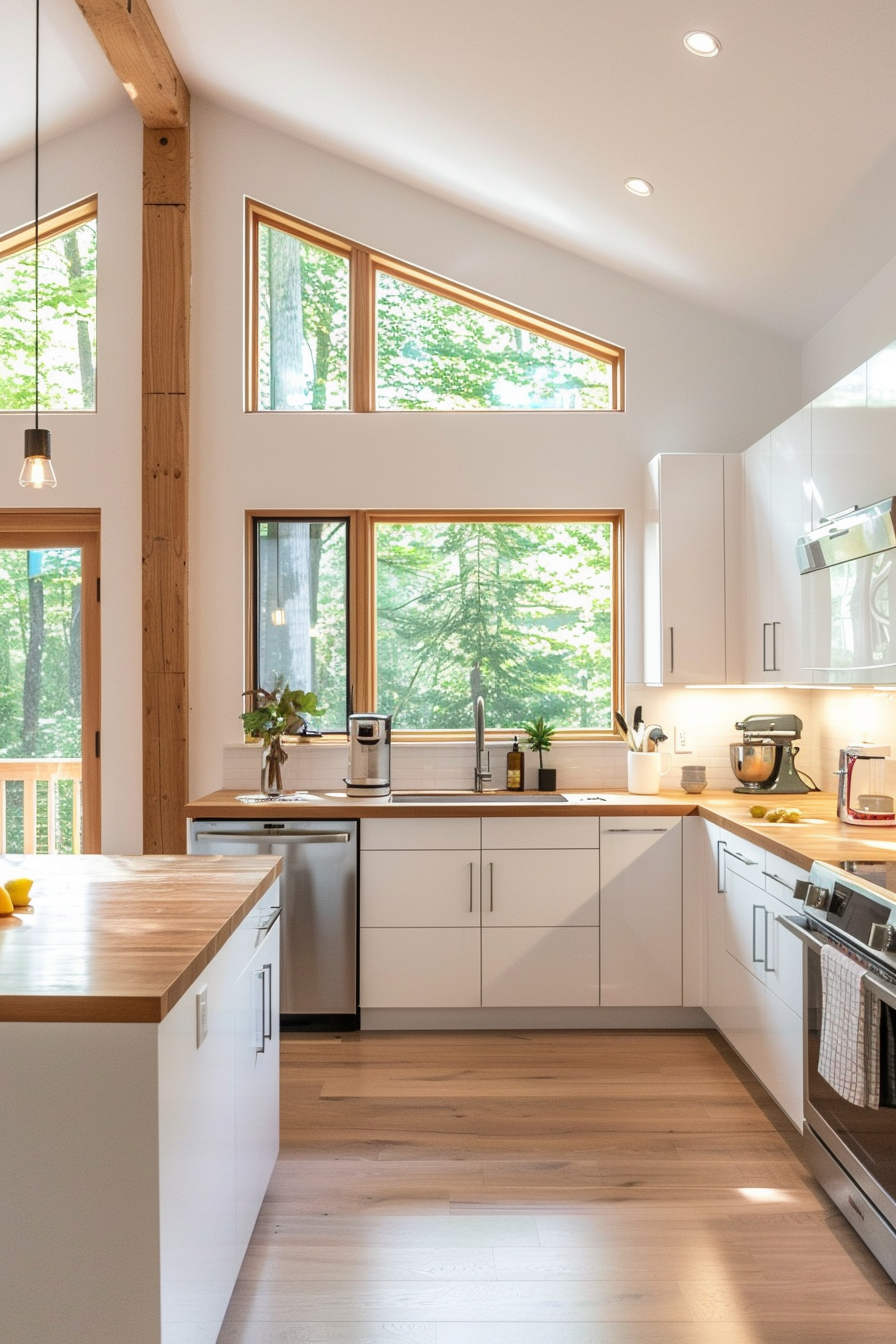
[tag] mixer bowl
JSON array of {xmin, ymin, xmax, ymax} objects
[{"xmin": 730, "ymin": 742, "xmax": 777, "ymax": 785}]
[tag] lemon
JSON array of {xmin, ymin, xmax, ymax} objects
[
  {"xmin": 765, "ymin": 808, "xmax": 785, "ymax": 823},
  {"xmin": 749, "ymin": 805, "xmax": 767, "ymax": 818},
  {"xmin": 0, "ymin": 886, "xmax": 14, "ymax": 916},
  {"xmin": 4, "ymin": 877, "xmax": 33, "ymax": 907},
  {"xmin": 783, "ymin": 810, "xmax": 802, "ymax": 824}
]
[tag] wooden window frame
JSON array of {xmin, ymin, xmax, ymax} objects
[
  {"xmin": 246, "ymin": 508, "xmax": 624, "ymax": 742},
  {"xmin": 0, "ymin": 509, "xmax": 101, "ymax": 852},
  {"xmin": 245, "ymin": 199, "xmax": 625, "ymax": 414},
  {"xmin": 0, "ymin": 196, "xmax": 97, "ymax": 264}
]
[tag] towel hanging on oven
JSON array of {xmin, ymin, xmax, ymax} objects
[{"xmin": 819, "ymin": 944, "xmax": 881, "ymax": 1108}]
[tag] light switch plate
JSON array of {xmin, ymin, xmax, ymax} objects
[
  {"xmin": 675, "ymin": 725, "xmax": 692, "ymax": 753},
  {"xmin": 196, "ymin": 985, "xmax": 208, "ymax": 1046}
]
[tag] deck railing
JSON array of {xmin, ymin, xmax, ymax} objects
[{"xmin": 0, "ymin": 759, "xmax": 82, "ymax": 854}]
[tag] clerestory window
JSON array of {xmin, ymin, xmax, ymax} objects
[
  {"xmin": 0, "ymin": 197, "xmax": 97, "ymax": 413},
  {"xmin": 247, "ymin": 201, "xmax": 624, "ymax": 413}
]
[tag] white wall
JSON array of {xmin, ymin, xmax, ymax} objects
[
  {"xmin": 802, "ymin": 249, "xmax": 896, "ymax": 405},
  {"xmin": 0, "ymin": 108, "xmax": 142, "ymax": 852},
  {"xmin": 190, "ymin": 100, "xmax": 800, "ymax": 799}
]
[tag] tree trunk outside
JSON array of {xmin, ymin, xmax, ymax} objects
[
  {"xmin": 311, "ymin": 325, "xmax": 331, "ymax": 409},
  {"xmin": 269, "ymin": 229, "xmax": 305, "ymax": 409},
  {"xmin": 62, "ymin": 230, "xmax": 95, "ymax": 408},
  {"xmin": 23, "ymin": 552, "xmax": 44, "ymax": 756}
]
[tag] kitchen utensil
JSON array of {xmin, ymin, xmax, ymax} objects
[
  {"xmin": 729, "ymin": 714, "xmax": 813, "ymax": 794},
  {"xmin": 836, "ymin": 744, "xmax": 896, "ymax": 825},
  {"xmin": 345, "ymin": 713, "xmax": 392, "ymax": 797},
  {"xmin": 627, "ymin": 750, "xmax": 672, "ymax": 794},
  {"xmin": 615, "ymin": 710, "xmax": 636, "ymax": 750}
]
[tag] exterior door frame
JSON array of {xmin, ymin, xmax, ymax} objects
[{"xmin": 0, "ymin": 509, "xmax": 101, "ymax": 852}]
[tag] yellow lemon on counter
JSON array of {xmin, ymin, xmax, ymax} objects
[
  {"xmin": 0, "ymin": 886, "xmax": 14, "ymax": 916},
  {"xmin": 4, "ymin": 877, "xmax": 33, "ymax": 907}
]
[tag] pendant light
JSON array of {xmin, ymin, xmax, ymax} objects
[
  {"xmin": 20, "ymin": 0, "xmax": 56, "ymax": 489},
  {"xmin": 271, "ymin": 522, "xmax": 286, "ymax": 625}
]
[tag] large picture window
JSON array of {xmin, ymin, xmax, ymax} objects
[
  {"xmin": 247, "ymin": 201, "xmax": 624, "ymax": 413},
  {"xmin": 249, "ymin": 511, "xmax": 623, "ymax": 738},
  {"xmin": 0, "ymin": 197, "xmax": 97, "ymax": 413}
]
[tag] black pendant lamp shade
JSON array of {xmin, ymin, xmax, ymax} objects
[{"xmin": 21, "ymin": 0, "xmax": 56, "ymax": 489}]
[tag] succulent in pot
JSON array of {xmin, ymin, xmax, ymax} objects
[{"xmin": 241, "ymin": 684, "xmax": 325, "ymax": 795}]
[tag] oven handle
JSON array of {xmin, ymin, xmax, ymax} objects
[{"xmin": 776, "ymin": 914, "xmax": 896, "ymax": 1013}]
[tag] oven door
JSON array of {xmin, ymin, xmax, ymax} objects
[{"xmin": 783, "ymin": 915, "xmax": 896, "ymax": 1229}]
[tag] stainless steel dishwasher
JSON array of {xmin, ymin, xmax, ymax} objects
[{"xmin": 189, "ymin": 817, "xmax": 359, "ymax": 1030}]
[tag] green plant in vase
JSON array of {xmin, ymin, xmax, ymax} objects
[
  {"xmin": 522, "ymin": 716, "xmax": 558, "ymax": 791},
  {"xmin": 241, "ymin": 684, "xmax": 325, "ymax": 795}
]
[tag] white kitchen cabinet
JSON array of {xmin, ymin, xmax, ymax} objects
[
  {"xmin": 361, "ymin": 849, "xmax": 480, "ymax": 927},
  {"xmin": 743, "ymin": 411, "xmax": 813, "ymax": 681},
  {"xmin": 598, "ymin": 818, "xmax": 682, "ymax": 1006},
  {"xmin": 482, "ymin": 926, "xmax": 601, "ymax": 1007},
  {"xmin": 714, "ymin": 948, "xmax": 768, "ymax": 1080},
  {"xmin": 644, "ymin": 453, "xmax": 741, "ymax": 684},
  {"xmin": 762, "ymin": 986, "xmax": 803, "ymax": 1128},
  {"xmin": 810, "ymin": 406, "xmax": 896, "ymax": 530},
  {"xmin": 480, "ymin": 847, "xmax": 600, "ymax": 927},
  {"xmin": 481, "ymin": 816, "xmax": 602, "ymax": 849},
  {"xmin": 234, "ymin": 924, "xmax": 281, "ymax": 1259},
  {"xmin": 361, "ymin": 927, "xmax": 482, "ymax": 1007}
]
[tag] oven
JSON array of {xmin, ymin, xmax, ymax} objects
[{"xmin": 779, "ymin": 861, "xmax": 896, "ymax": 1282}]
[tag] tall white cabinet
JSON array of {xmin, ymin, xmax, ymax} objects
[{"xmin": 644, "ymin": 453, "xmax": 743, "ymax": 684}]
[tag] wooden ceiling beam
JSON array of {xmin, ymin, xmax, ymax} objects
[{"xmin": 73, "ymin": 0, "xmax": 189, "ymax": 128}]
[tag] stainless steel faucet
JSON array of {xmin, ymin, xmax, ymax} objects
[{"xmin": 473, "ymin": 694, "xmax": 491, "ymax": 792}]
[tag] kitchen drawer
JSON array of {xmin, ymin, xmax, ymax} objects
[
  {"xmin": 228, "ymin": 877, "xmax": 282, "ymax": 977},
  {"xmin": 481, "ymin": 926, "xmax": 600, "ymax": 1006},
  {"xmin": 764, "ymin": 892, "xmax": 803, "ymax": 1018},
  {"xmin": 360, "ymin": 818, "xmax": 480, "ymax": 850},
  {"xmin": 361, "ymin": 850, "xmax": 480, "ymax": 927},
  {"xmin": 360, "ymin": 928, "xmax": 481, "ymax": 1007},
  {"xmin": 724, "ymin": 868, "xmax": 767, "ymax": 982},
  {"xmin": 482, "ymin": 816, "xmax": 601, "ymax": 849},
  {"xmin": 761, "ymin": 852, "xmax": 809, "ymax": 905},
  {"xmin": 481, "ymin": 849, "xmax": 600, "ymax": 926},
  {"xmin": 718, "ymin": 831, "xmax": 764, "ymax": 889}
]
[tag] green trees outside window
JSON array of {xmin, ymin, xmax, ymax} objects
[
  {"xmin": 375, "ymin": 273, "xmax": 612, "ymax": 410},
  {"xmin": 375, "ymin": 522, "xmax": 614, "ymax": 730},
  {"xmin": 257, "ymin": 224, "xmax": 349, "ymax": 410},
  {"xmin": 0, "ymin": 219, "xmax": 96, "ymax": 412}
]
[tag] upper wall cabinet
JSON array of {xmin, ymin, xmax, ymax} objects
[
  {"xmin": 644, "ymin": 454, "xmax": 743, "ymax": 685},
  {"xmin": 743, "ymin": 409, "xmax": 812, "ymax": 682},
  {"xmin": 810, "ymin": 406, "xmax": 896, "ymax": 528}
]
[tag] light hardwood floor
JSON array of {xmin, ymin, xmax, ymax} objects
[{"xmin": 218, "ymin": 1030, "xmax": 896, "ymax": 1343}]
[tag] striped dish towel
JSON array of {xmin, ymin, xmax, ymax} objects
[{"xmin": 819, "ymin": 944, "xmax": 880, "ymax": 1109}]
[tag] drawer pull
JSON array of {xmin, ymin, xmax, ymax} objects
[
  {"xmin": 729, "ymin": 851, "xmax": 759, "ymax": 865},
  {"xmin": 604, "ymin": 827, "xmax": 670, "ymax": 833},
  {"xmin": 469, "ymin": 862, "xmax": 474, "ymax": 914},
  {"xmin": 258, "ymin": 905, "xmax": 282, "ymax": 931},
  {"xmin": 762, "ymin": 871, "xmax": 794, "ymax": 892},
  {"xmin": 489, "ymin": 862, "xmax": 494, "ymax": 912}
]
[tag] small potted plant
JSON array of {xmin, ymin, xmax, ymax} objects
[
  {"xmin": 241, "ymin": 684, "xmax": 325, "ymax": 795},
  {"xmin": 523, "ymin": 716, "xmax": 557, "ymax": 791}
]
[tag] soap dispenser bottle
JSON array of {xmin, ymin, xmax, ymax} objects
[{"xmin": 506, "ymin": 736, "xmax": 525, "ymax": 791}]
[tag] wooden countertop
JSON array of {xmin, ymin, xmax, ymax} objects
[
  {"xmin": 0, "ymin": 854, "xmax": 281, "ymax": 1024},
  {"xmin": 187, "ymin": 787, "xmax": 896, "ymax": 873}
]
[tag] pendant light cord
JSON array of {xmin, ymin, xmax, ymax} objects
[{"xmin": 34, "ymin": 0, "xmax": 40, "ymax": 432}]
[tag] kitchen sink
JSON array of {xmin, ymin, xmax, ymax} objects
[{"xmin": 391, "ymin": 792, "xmax": 570, "ymax": 804}]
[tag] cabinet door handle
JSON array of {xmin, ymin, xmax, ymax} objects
[
  {"xmin": 728, "ymin": 850, "xmax": 759, "ymax": 866},
  {"xmin": 668, "ymin": 626, "xmax": 675, "ymax": 674},
  {"xmin": 763, "ymin": 911, "xmax": 776, "ymax": 974},
  {"xmin": 762, "ymin": 871, "xmax": 794, "ymax": 892},
  {"xmin": 258, "ymin": 905, "xmax": 282, "ymax": 932},
  {"xmin": 255, "ymin": 967, "xmax": 266, "ymax": 1053},
  {"xmin": 264, "ymin": 963, "xmax": 274, "ymax": 1041},
  {"xmin": 772, "ymin": 621, "xmax": 780, "ymax": 672},
  {"xmin": 604, "ymin": 827, "xmax": 670, "ymax": 833},
  {"xmin": 717, "ymin": 840, "xmax": 727, "ymax": 893},
  {"xmin": 762, "ymin": 623, "xmax": 772, "ymax": 672},
  {"xmin": 489, "ymin": 861, "xmax": 494, "ymax": 912},
  {"xmin": 752, "ymin": 904, "xmax": 767, "ymax": 964},
  {"xmin": 468, "ymin": 861, "xmax": 474, "ymax": 914}
]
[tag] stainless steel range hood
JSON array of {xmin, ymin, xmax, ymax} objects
[{"xmin": 797, "ymin": 497, "xmax": 896, "ymax": 574}]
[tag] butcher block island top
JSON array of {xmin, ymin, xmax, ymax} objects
[
  {"xmin": 0, "ymin": 853, "xmax": 281, "ymax": 1024},
  {"xmin": 187, "ymin": 786, "xmax": 896, "ymax": 871}
]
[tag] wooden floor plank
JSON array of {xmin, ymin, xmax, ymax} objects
[{"xmin": 218, "ymin": 1030, "xmax": 896, "ymax": 1343}]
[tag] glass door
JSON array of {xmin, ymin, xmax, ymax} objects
[{"xmin": 0, "ymin": 512, "xmax": 100, "ymax": 852}]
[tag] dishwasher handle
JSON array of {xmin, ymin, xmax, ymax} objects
[{"xmin": 194, "ymin": 831, "xmax": 352, "ymax": 844}]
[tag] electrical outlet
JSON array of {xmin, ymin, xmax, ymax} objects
[
  {"xmin": 674, "ymin": 725, "xmax": 692, "ymax": 753},
  {"xmin": 196, "ymin": 985, "xmax": 208, "ymax": 1046}
]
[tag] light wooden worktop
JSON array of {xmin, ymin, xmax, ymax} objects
[
  {"xmin": 0, "ymin": 854, "xmax": 281, "ymax": 1024},
  {"xmin": 187, "ymin": 787, "xmax": 896, "ymax": 873}
]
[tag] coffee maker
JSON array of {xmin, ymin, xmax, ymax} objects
[
  {"xmin": 729, "ymin": 713, "xmax": 813, "ymax": 794},
  {"xmin": 345, "ymin": 714, "xmax": 392, "ymax": 798},
  {"xmin": 836, "ymin": 744, "xmax": 896, "ymax": 826}
]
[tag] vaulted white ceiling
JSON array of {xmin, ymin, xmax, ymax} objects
[{"xmin": 5, "ymin": 0, "xmax": 896, "ymax": 341}]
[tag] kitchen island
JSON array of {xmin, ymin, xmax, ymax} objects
[{"xmin": 0, "ymin": 853, "xmax": 282, "ymax": 1344}]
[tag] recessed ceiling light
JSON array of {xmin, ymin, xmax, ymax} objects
[
  {"xmin": 684, "ymin": 30, "xmax": 721, "ymax": 57},
  {"xmin": 624, "ymin": 177, "xmax": 653, "ymax": 197}
]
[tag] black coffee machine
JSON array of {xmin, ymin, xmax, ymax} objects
[{"xmin": 729, "ymin": 713, "xmax": 812, "ymax": 794}]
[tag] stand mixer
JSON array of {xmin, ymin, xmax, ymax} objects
[{"xmin": 730, "ymin": 714, "xmax": 813, "ymax": 794}]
